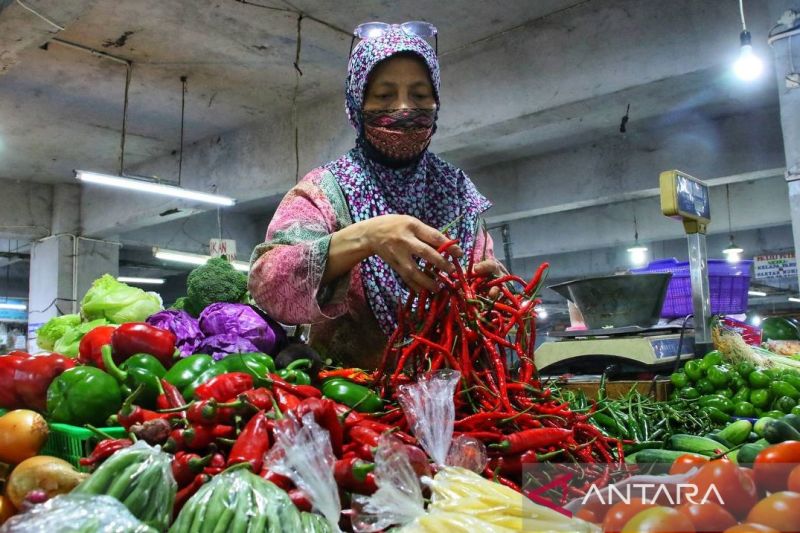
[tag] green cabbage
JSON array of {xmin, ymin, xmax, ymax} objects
[
  {"xmin": 36, "ymin": 314, "xmax": 81, "ymax": 350},
  {"xmin": 80, "ymin": 274, "xmax": 163, "ymax": 324},
  {"xmin": 52, "ymin": 318, "xmax": 110, "ymax": 357}
]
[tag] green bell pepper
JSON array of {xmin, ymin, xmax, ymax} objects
[
  {"xmin": 164, "ymin": 354, "xmax": 214, "ymax": 392},
  {"xmin": 322, "ymin": 378, "xmax": 382, "ymax": 413},
  {"xmin": 101, "ymin": 346, "xmax": 162, "ymax": 409},
  {"xmin": 46, "ymin": 366, "xmax": 122, "ymax": 426},
  {"xmin": 121, "ymin": 353, "xmax": 167, "ymax": 377},
  {"xmin": 277, "ymin": 358, "xmax": 312, "ymax": 385},
  {"xmin": 220, "ymin": 353, "xmax": 275, "ymax": 386},
  {"xmin": 238, "ymin": 352, "xmax": 276, "ymax": 373}
]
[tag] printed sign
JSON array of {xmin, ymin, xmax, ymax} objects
[
  {"xmin": 209, "ymin": 239, "xmax": 237, "ymax": 260},
  {"xmin": 754, "ymin": 252, "xmax": 796, "ymax": 279}
]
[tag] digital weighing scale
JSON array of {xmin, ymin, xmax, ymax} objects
[{"xmin": 536, "ymin": 170, "xmax": 713, "ymax": 375}]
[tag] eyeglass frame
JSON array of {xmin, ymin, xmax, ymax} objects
[{"xmin": 349, "ymin": 21, "xmax": 439, "ymax": 57}]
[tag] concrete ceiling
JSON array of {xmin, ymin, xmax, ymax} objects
[{"xmin": 0, "ymin": 0, "xmax": 585, "ymax": 183}]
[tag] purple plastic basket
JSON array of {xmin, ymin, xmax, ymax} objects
[{"xmin": 631, "ymin": 258, "xmax": 752, "ymax": 318}]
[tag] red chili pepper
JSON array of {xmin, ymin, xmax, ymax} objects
[
  {"xmin": 10, "ymin": 352, "xmax": 76, "ymax": 411},
  {"xmin": 80, "ymin": 438, "xmax": 133, "ymax": 467},
  {"xmin": 78, "ymin": 326, "xmax": 117, "ymax": 369},
  {"xmin": 183, "ymin": 424, "xmax": 233, "ymax": 451},
  {"xmin": 318, "ymin": 368, "xmax": 373, "ymax": 384},
  {"xmin": 160, "ymin": 379, "xmax": 187, "ymax": 409},
  {"xmin": 240, "ymin": 387, "xmax": 273, "ymax": 410},
  {"xmin": 275, "ymin": 388, "xmax": 301, "ymax": 412},
  {"xmin": 349, "ymin": 425, "xmax": 381, "ymax": 448},
  {"xmin": 342, "ymin": 441, "xmax": 375, "ymax": 461},
  {"xmin": 260, "ymin": 467, "xmax": 293, "ymax": 490},
  {"xmin": 171, "ymin": 451, "xmax": 211, "ymax": 487},
  {"xmin": 333, "ymin": 402, "xmax": 365, "ymax": 428},
  {"xmin": 164, "ymin": 428, "xmax": 186, "ymax": 453},
  {"xmin": 227, "ymin": 411, "xmax": 270, "ymax": 472},
  {"xmin": 174, "ymin": 473, "xmax": 209, "ymax": 514},
  {"xmin": 269, "ymin": 373, "xmax": 322, "ymax": 398},
  {"xmin": 523, "ymin": 262, "xmax": 550, "ymax": 295},
  {"xmin": 0, "ymin": 353, "xmax": 27, "ymax": 408},
  {"xmin": 116, "ymin": 388, "xmax": 168, "ymax": 430},
  {"xmin": 111, "ymin": 322, "xmax": 176, "ymax": 367},
  {"xmin": 186, "ymin": 399, "xmax": 234, "ymax": 426},
  {"xmin": 293, "ymin": 397, "xmax": 343, "ymax": 456},
  {"xmin": 489, "ymin": 428, "xmax": 572, "ymax": 454},
  {"xmin": 194, "ymin": 372, "xmax": 253, "ymax": 401},
  {"xmin": 334, "ymin": 456, "xmax": 377, "ymax": 494},
  {"xmin": 288, "ymin": 489, "xmax": 312, "ymax": 512}
]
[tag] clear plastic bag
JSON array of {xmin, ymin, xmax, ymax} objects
[
  {"xmin": 72, "ymin": 440, "xmax": 176, "ymax": 531},
  {"xmin": 0, "ymin": 494, "xmax": 156, "ymax": 533},
  {"xmin": 266, "ymin": 411, "xmax": 341, "ymax": 532},
  {"xmin": 169, "ymin": 467, "xmax": 302, "ymax": 533}
]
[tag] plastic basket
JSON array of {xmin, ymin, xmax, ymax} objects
[
  {"xmin": 40, "ymin": 423, "xmax": 127, "ymax": 472},
  {"xmin": 631, "ymin": 258, "xmax": 752, "ymax": 318}
]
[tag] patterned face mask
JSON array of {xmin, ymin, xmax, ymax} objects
[{"xmin": 363, "ymin": 107, "xmax": 437, "ymax": 162}]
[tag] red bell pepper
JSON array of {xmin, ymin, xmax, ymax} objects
[
  {"xmin": 7, "ymin": 353, "xmax": 76, "ymax": 411},
  {"xmin": 112, "ymin": 323, "xmax": 176, "ymax": 367},
  {"xmin": 78, "ymin": 325, "xmax": 117, "ymax": 369},
  {"xmin": 0, "ymin": 352, "xmax": 29, "ymax": 408}
]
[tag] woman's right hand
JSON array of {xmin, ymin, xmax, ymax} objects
[{"xmin": 364, "ymin": 214, "xmax": 463, "ymax": 293}]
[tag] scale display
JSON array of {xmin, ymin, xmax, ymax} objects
[{"xmin": 659, "ymin": 170, "xmax": 710, "ymax": 224}]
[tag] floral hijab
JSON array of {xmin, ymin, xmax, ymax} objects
[{"xmin": 326, "ymin": 28, "xmax": 491, "ymax": 335}]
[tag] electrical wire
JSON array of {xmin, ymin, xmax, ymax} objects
[
  {"xmin": 726, "ymin": 184, "xmax": 734, "ymax": 242},
  {"xmin": 178, "ymin": 76, "xmax": 187, "ymax": 186},
  {"xmin": 292, "ymin": 14, "xmax": 303, "ymax": 183},
  {"xmin": 15, "ymin": 0, "xmax": 65, "ymax": 31},
  {"xmin": 738, "ymin": 0, "xmax": 747, "ymax": 31},
  {"xmin": 119, "ymin": 62, "xmax": 133, "ymax": 176}
]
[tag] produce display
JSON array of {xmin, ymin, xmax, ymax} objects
[{"xmin": 1, "ymin": 255, "xmax": 800, "ymax": 532}]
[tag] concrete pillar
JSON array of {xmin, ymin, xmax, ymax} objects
[
  {"xmin": 27, "ymin": 184, "xmax": 120, "ymax": 351},
  {"xmin": 771, "ymin": 18, "xmax": 800, "ymax": 290}
]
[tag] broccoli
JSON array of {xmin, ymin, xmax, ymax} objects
[
  {"xmin": 169, "ymin": 296, "xmax": 201, "ymax": 317},
  {"xmin": 185, "ymin": 257, "xmax": 248, "ymax": 313}
]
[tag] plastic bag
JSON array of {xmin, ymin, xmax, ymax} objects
[
  {"xmin": 146, "ymin": 309, "xmax": 203, "ymax": 357},
  {"xmin": 81, "ymin": 275, "xmax": 163, "ymax": 324},
  {"xmin": 0, "ymin": 494, "xmax": 156, "ymax": 533},
  {"xmin": 198, "ymin": 303, "xmax": 285, "ymax": 355},
  {"xmin": 266, "ymin": 411, "xmax": 342, "ymax": 532},
  {"xmin": 169, "ymin": 467, "xmax": 302, "ymax": 533},
  {"xmin": 72, "ymin": 441, "xmax": 176, "ymax": 531},
  {"xmin": 397, "ymin": 370, "xmax": 486, "ymax": 472}
]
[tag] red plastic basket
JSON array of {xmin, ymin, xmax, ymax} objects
[{"xmin": 632, "ymin": 258, "xmax": 752, "ymax": 318}]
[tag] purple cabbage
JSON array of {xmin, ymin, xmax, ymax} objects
[
  {"xmin": 198, "ymin": 303, "xmax": 285, "ymax": 356},
  {"xmin": 197, "ymin": 334, "xmax": 260, "ymax": 361},
  {"xmin": 146, "ymin": 309, "xmax": 203, "ymax": 357}
]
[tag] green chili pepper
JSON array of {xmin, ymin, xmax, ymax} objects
[
  {"xmin": 322, "ymin": 378, "xmax": 383, "ymax": 413},
  {"xmin": 164, "ymin": 354, "xmax": 214, "ymax": 392},
  {"xmin": 101, "ymin": 346, "xmax": 162, "ymax": 409},
  {"xmin": 46, "ymin": 366, "xmax": 122, "ymax": 426},
  {"xmin": 277, "ymin": 367, "xmax": 311, "ymax": 385},
  {"xmin": 239, "ymin": 352, "xmax": 277, "ymax": 373},
  {"xmin": 120, "ymin": 353, "xmax": 167, "ymax": 377}
]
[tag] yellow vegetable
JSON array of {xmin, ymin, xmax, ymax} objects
[
  {"xmin": 0, "ymin": 410, "xmax": 49, "ymax": 465},
  {"xmin": 5, "ymin": 456, "xmax": 87, "ymax": 509}
]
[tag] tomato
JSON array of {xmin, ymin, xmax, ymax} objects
[
  {"xmin": 620, "ymin": 506, "xmax": 695, "ymax": 533},
  {"xmin": 603, "ymin": 498, "xmax": 657, "ymax": 533},
  {"xmin": 723, "ymin": 525, "xmax": 779, "ymax": 533},
  {"xmin": 746, "ymin": 491, "xmax": 800, "ymax": 533},
  {"xmin": 788, "ymin": 464, "xmax": 800, "ymax": 492},
  {"xmin": 670, "ymin": 453, "xmax": 710, "ymax": 475},
  {"xmin": 574, "ymin": 507, "xmax": 599, "ymax": 523},
  {"xmin": 753, "ymin": 441, "xmax": 800, "ymax": 493},
  {"xmin": 677, "ymin": 502, "xmax": 736, "ymax": 532},
  {"xmin": 691, "ymin": 459, "xmax": 758, "ymax": 519}
]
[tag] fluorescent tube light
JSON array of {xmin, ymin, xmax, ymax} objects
[
  {"xmin": 153, "ymin": 248, "xmax": 249, "ymax": 272},
  {"xmin": 118, "ymin": 276, "xmax": 166, "ymax": 285},
  {"xmin": 748, "ymin": 290, "xmax": 767, "ymax": 297},
  {"xmin": 789, "ymin": 297, "xmax": 800, "ymax": 303},
  {"xmin": 75, "ymin": 170, "xmax": 236, "ymax": 206},
  {"xmin": 0, "ymin": 303, "xmax": 26, "ymax": 311}
]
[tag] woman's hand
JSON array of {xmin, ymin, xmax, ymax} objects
[
  {"xmin": 364, "ymin": 214, "xmax": 462, "ymax": 293},
  {"xmin": 471, "ymin": 259, "xmax": 506, "ymax": 298}
]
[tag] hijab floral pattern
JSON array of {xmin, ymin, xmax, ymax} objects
[{"xmin": 326, "ymin": 29, "xmax": 491, "ymax": 334}]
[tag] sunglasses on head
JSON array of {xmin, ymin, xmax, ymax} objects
[{"xmin": 349, "ymin": 21, "xmax": 438, "ymax": 57}]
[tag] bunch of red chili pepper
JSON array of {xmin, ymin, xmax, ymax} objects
[
  {"xmin": 375, "ymin": 239, "xmax": 623, "ymax": 496},
  {"xmin": 84, "ymin": 369, "xmax": 423, "ymax": 515}
]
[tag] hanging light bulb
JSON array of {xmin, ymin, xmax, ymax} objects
[
  {"xmin": 723, "ymin": 185, "xmax": 743, "ymax": 263},
  {"xmin": 627, "ymin": 211, "xmax": 648, "ymax": 266},
  {"xmin": 733, "ymin": 1, "xmax": 763, "ymax": 81}
]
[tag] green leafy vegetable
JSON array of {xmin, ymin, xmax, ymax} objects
[
  {"xmin": 80, "ymin": 274, "xmax": 163, "ymax": 324},
  {"xmin": 36, "ymin": 314, "xmax": 81, "ymax": 350}
]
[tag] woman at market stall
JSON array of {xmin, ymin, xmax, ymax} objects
[{"xmin": 249, "ymin": 24, "xmax": 501, "ymax": 368}]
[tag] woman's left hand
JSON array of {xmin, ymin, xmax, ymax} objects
[{"xmin": 471, "ymin": 259, "xmax": 506, "ymax": 298}]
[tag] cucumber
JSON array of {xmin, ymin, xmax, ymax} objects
[
  {"xmin": 707, "ymin": 433, "xmax": 734, "ymax": 449},
  {"xmin": 633, "ymin": 449, "xmax": 703, "ymax": 464},
  {"xmin": 763, "ymin": 419, "xmax": 800, "ymax": 444},
  {"xmin": 738, "ymin": 439, "xmax": 770, "ymax": 465},
  {"xmin": 725, "ymin": 448, "xmax": 740, "ymax": 464},
  {"xmin": 717, "ymin": 419, "xmax": 753, "ymax": 445},
  {"xmin": 669, "ymin": 434, "xmax": 728, "ymax": 456},
  {"xmin": 782, "ymin": 413, "xmax": 800, "ymax": 432},
  {"xmin": 754, "ymin": 416, "xmax": 777, "ymax": 437}
]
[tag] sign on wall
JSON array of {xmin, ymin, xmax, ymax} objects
[
  {"xmin": 754, "ymin": 252, "xmax": 797, "ymax": 279},
  {"xmin": 209, "ymin": 239, "xmax": 237, "ymax": 260}
]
